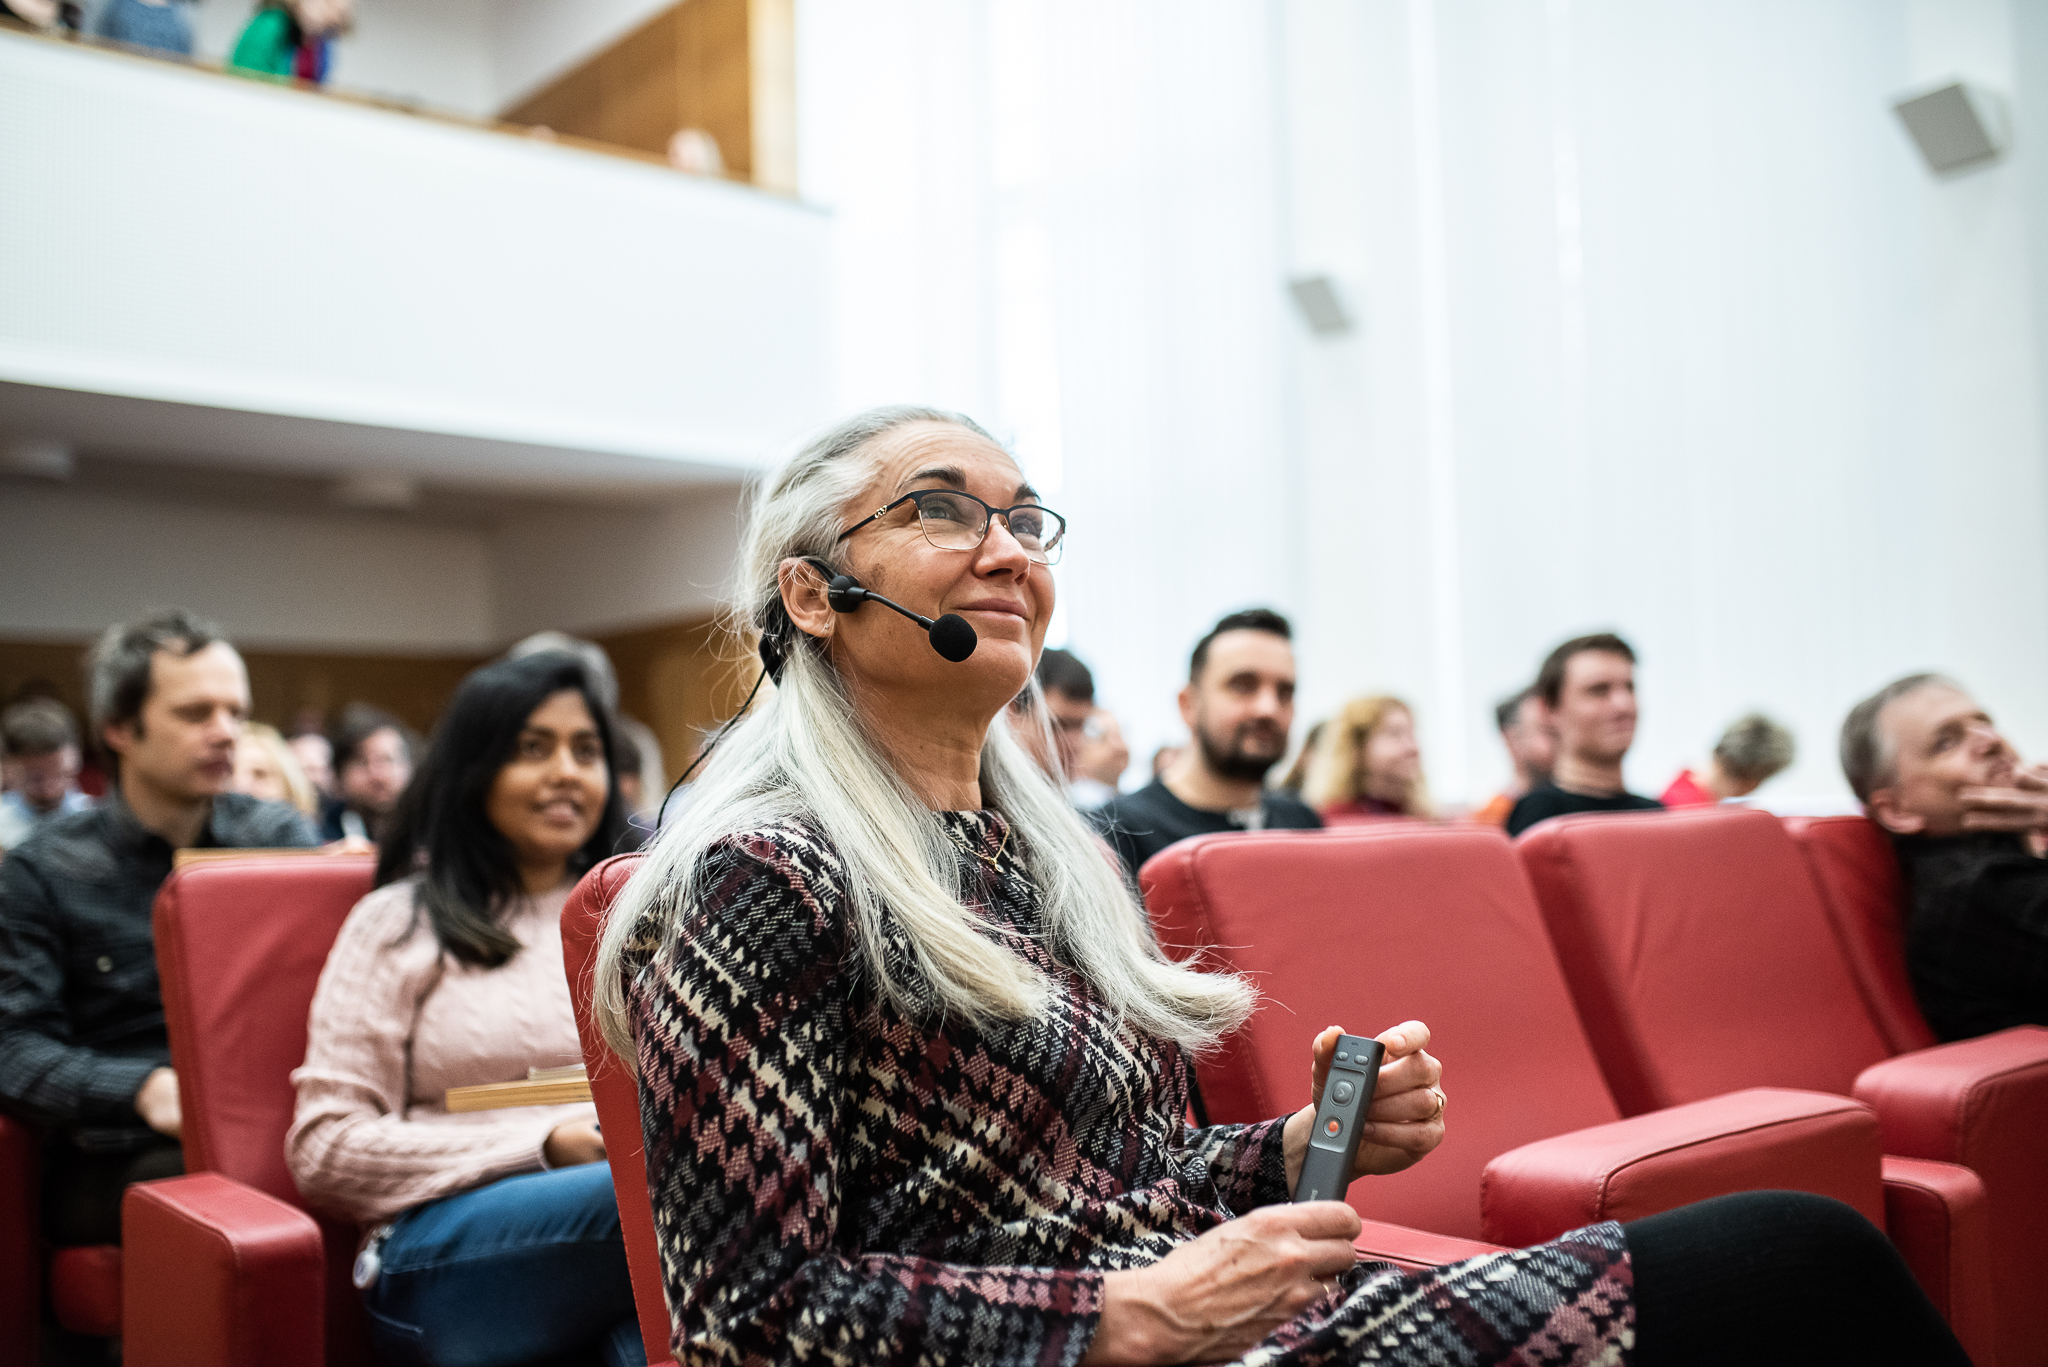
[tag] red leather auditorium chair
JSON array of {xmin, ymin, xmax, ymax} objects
[
  {"xmin": 125, "ymin": 852, "xmax": 381, "ymax": 1367},
  {"xmin": 1783, "ymin": 814, "xmax": 1937, "ymax": 1054},
  {"xmin": 561, "ymin": 854, "xmax": 692, "ymax": 1367},
  {"xmin": 1519, "ymin": 807, "xmax": 2048, "ymax": 1367},
  {"xmin": 1134, "ymin": 822, "xmax": 1999, "ymax": 1356}
]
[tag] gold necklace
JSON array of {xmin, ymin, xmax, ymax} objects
[{"xmin": 960, "ymin": 820, "xmax": 1012, "ymax": 872}]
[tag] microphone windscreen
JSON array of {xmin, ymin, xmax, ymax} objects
[{"xmin": 928, "ymin": 614, "xmax": 978, "ymax": 662}]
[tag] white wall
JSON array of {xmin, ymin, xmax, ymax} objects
[
  {"xmin": 0, "ymin": 486, "xmax": 496, "ymax": 652},
  {"xmin": 0, "ymin": 32, "xmax": 832, "ymax": 473},
  {"xmin": 798, "ymin": 0, "xmax": 2048, "ymax": 804},
  {"xmin": 492, "ymin": 488, "xmax": 746, "ymax": 641}
]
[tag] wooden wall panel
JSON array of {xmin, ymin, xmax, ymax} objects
[
  {"xmin": 499, "ymin": 0, "xmax": 796, "ymax": 192},
  {"xmin": 0, "ymin": 620, "xmax": 746, "ymax": 785}
]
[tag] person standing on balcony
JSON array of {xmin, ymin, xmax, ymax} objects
[
  {"xmin": 94, "ymin": 0, "xmax": 193, "ymax": 57},
  {"xmin": 0, "ymin": 611, "xmax": 317, "ymax": 1252}
]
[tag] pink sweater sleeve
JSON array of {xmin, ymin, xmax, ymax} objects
[{"xmin": 286, "ymin": 883, "xmax": 592, "ymax": 1226}]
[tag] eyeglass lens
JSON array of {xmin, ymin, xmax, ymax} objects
[{"xmin": 913, "ymin": 491, "xmax": 1064, "ymax": 563}]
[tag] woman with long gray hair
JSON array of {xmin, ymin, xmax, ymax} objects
[{"xmin": 592, "ymin": 407, "xmax": 1965, "ymax": 1367}]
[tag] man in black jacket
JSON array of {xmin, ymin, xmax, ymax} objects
[
  {"xmin": 1842, "ymin": 674, "xmax": 2048, "ymax": 1042},
  {"xmin": 0, "ymin": 610, "xmax": 317, "ymax": 1246}
]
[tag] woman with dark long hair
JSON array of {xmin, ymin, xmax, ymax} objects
[{"xmin": 289, "ymin": 652, "xmax": 643, "ymax": 1367}]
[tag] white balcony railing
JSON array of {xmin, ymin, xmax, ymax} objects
[{"xmin": 0, "ymin": 28, "xmax": 830, "ymax": 476}]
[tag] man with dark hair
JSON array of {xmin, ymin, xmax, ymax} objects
[
  {"xmin": 1505, "ymin": 632, "xmax": 1664, "ymax": 837},
  {"xmin": 320, "ymin": 701, "xmax": 416, "ymax": 843},
  {"xmin": 1091, "ymin": 608, "xmax": 1320, "ymax": 876},
  {"xmin": 1471, "ymin": 687, "xmax": 1555, "ymax": 827},
  {"xmin": 1035, "ymin": 647, "xmax": 1128, "ymax": 807},
  {"xmin": 0, "ymin": 610, "xmax": 317, "ymax": 1251},
  {"xmin": 1841, "ymin": 674, "xmax": 2048, "ymax": 1041},
  {"xmin": 0, "ymin": 698, "xmax": 93, "ymax": 853}
]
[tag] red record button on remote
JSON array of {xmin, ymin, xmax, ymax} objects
[{"xmin": 1324, "ymin": 1119, "xmax": 1341, "ymax": 1136}]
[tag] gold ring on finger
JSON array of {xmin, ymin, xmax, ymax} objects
[{"xmin": 1430, "ymin": 1087, "xmax": 1446, "ymax": 1121}]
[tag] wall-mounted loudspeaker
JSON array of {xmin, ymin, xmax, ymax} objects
[
  {"xmin": 1288, "ymin": 275, "xmax": 1353, "ymax": 336},
  {"xmin": 1893, "ymin": 81, "xmax": 2009, "ymax": 175}
]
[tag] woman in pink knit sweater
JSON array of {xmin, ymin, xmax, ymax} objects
[{"xmin": 288, "ymin": 652, "xmax": 642, "ymax": 1367}]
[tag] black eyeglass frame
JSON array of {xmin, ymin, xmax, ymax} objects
[{"xmin": 833, "ymin": 490, "xmax": 1068, "ymax": 565}]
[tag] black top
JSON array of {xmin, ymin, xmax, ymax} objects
[
  {"xmin": 0, "ymin": 790, "xmax": 318, "ymax": 1145},
  {"xmin": 1504, "ymin": 782, "xmax": 1665, "ymax": 837},
  {"xmin": 1090, "ymin": 778, "xmax": 1322, "ymax": 880},
  {"xmin": 1896, "ymin": 832, "xmax": 2048, "ymax": 1043}
]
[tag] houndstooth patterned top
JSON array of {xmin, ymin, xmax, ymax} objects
[{"xmin": 624, "ymin": 810, "xmax": 1636, "ymax": 1367}]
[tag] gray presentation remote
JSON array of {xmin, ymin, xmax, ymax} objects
[{"xmin": 1292, "ymin": 1034, "xmax": 1386, "ymax": 1203}]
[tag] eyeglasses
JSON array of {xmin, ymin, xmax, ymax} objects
[{"xmin": 835, "ymin": 490, "xmax": 1067, "ymax": 565}]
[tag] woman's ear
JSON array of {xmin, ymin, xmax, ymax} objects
[{"xmin": 779, "ymin": 558, "xmax": 836, "ymax": 644}]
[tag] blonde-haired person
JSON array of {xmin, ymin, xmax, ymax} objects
[
  {"xmin": 1303, "ymin": 695, "xmax": 1434, "ymax": 819},
  {"xmin": 231, "ymin": 721, "xmax": 318, "ymax": 818}
]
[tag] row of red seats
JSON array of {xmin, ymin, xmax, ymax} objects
[
  {"xmin": 1143, "ymin": 807, "xmax": 2048, "ymax": 1367},
  {"xmin": 4, "ymin": 809, "xmax": 2042, "ymax": 1365}
]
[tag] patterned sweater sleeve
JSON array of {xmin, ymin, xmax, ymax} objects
[
  {"xmin": 629, "ymin": 834, "xmax": 1104, "ymax": 1367},
  {"xmin": 1182, "ymin": 1116, "xmax": 1292, "ymax": 1214}
]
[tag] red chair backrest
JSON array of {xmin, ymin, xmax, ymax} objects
[
  {"xmin": 561, "ymin": 855, "xmax": 678, "ymax": 1367},
  {"xmin": 153, "ymin": 852, "xmax": 378, "ymax": 1367},
  {"xmin": 1516, "ymin": 808, "xmax": 1892, "ymax": 1115},
  {"xmin": 1782, "ymin": 815, "xmax": 1937, "ymax": 1055},
  {"xmin": 1141, "ymin": 825, "xmax": 1624, "ymax": 1241}
]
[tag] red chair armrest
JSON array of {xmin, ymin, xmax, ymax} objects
[
  {"xmin": 1479, "ymin": 1088, "xmax": 1883, "ymax": 1248},
  {"xmin": 1353, "ymin": 1219, "xmax": 1508, "ymax": 1271},
  {"xmin": 1881, "ymin": 1156, "xmax": 1994, "ymax": 1367},
  {"xmin": 121, "ymin": 1173, "xmax": 326, "ymax": 1367},
  {"xmin": 1856, "ymin": 1025, "xmax": 2048, "ymax": 1367}
]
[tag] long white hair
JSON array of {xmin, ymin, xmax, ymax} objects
[{"xmin": 592, "ymin": 406, "xmax": 1254, "ymax": 1058}]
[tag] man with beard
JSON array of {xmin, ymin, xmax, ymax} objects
[
  {"xmin": 1505, "ymin": 633, "xmax": 1665, "ymax": 837},
  {"xmin": 1093, "ymin": 608, "xmax": 1320, "ymax": 878},
  {"xmin": 1842, "ymin": 674, "xmax": 2048, "ymax": 1041}
]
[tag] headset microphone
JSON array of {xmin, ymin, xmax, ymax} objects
[
  {"xmin": 650, "ymin": 560, "xmax": 980, "ymax": 833},
  {"xmin": 824, "ymin": 572, "xmax": 979, "ymax": 663}
]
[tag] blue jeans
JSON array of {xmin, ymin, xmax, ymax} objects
[{"xmin": 363, "ymin": 1163, "xmax": 647, "ymax": 1367}]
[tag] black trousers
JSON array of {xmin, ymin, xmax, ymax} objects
[
  {"xmin": 41, "ymin": 1136, "xmax": 184, "ymax": 1246},
  {"xmin": 1626, "ymin": 1191, "xmax": 1970, "ymax": 1367}
]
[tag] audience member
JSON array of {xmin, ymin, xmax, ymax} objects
[
  {"xmin": 289, "ymin": 727, "xmax": 336, "ymax": 798},
  {"xmin": 322, "ymin": 702, "xmax": 414, "ymax": 843},
  {"xmin": 1662, "ymin": 712, "xmax": 1796, "ymax": 807},
  {"xmin": 1505, "ymin": 633, "xmax": 1664, "ymax": 837},
  {"xmin": 94, "ymin": 0, "xmax": 192, "ymax": 56},
  {"xmin": 0, "ymin": 698, "xmax": 93, "ymax": 854},
  {"xmin": 1276, "ymin": 720, "xmax": 1324, "ymax": 796},
  {"xmin": 289, "ymin": 651, "xmax": 642, "ymax": 1365},
  {"xmin": 1034, "ymin": 647, "xmax": 1128, "ymax": 807},
  {"xmin": 1842, "ymin": 674, "xmax": 2048, "ymax": 1042},
  {"xmin": 504, "ymin": 630, "xmax": 667, "ymax": 819},
  {"xmin": 0, "ymin": 610, "xmax": 316, "ymax": 1256},
  {"xmin": 1092, "ymin": 608, "xmax": 1320, "ymax": 876},
  {"xmin": 1149, "ymin": 742, "xmax": 1181, "ymax": 779},
  {"xmin": 1303, "ymin": 694, "xmax": 1434, "ymax": 819},
  {"xmin": 229, "ymin": 0, "xmax": 350, "ymax": 84},
  {"xmin": 1471, "ymin": 688, "xmax": 1554, "ymax": 827},
  {"xmin": 232, "ymin": 720, "xmax": 319, "ymax": 818}
]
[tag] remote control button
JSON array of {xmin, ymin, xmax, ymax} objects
[
  {"xmin": 1332, "ymin": 1081, "xmax": 1355, "ymax": 1104},
  {"xmin": 1336, "ymin": 1051, "xmax": 1349, "ymax": 1062},
  {"xmin": 1325, "ymin": 1118, "xmax": 1341, "ymax": 1136}
]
